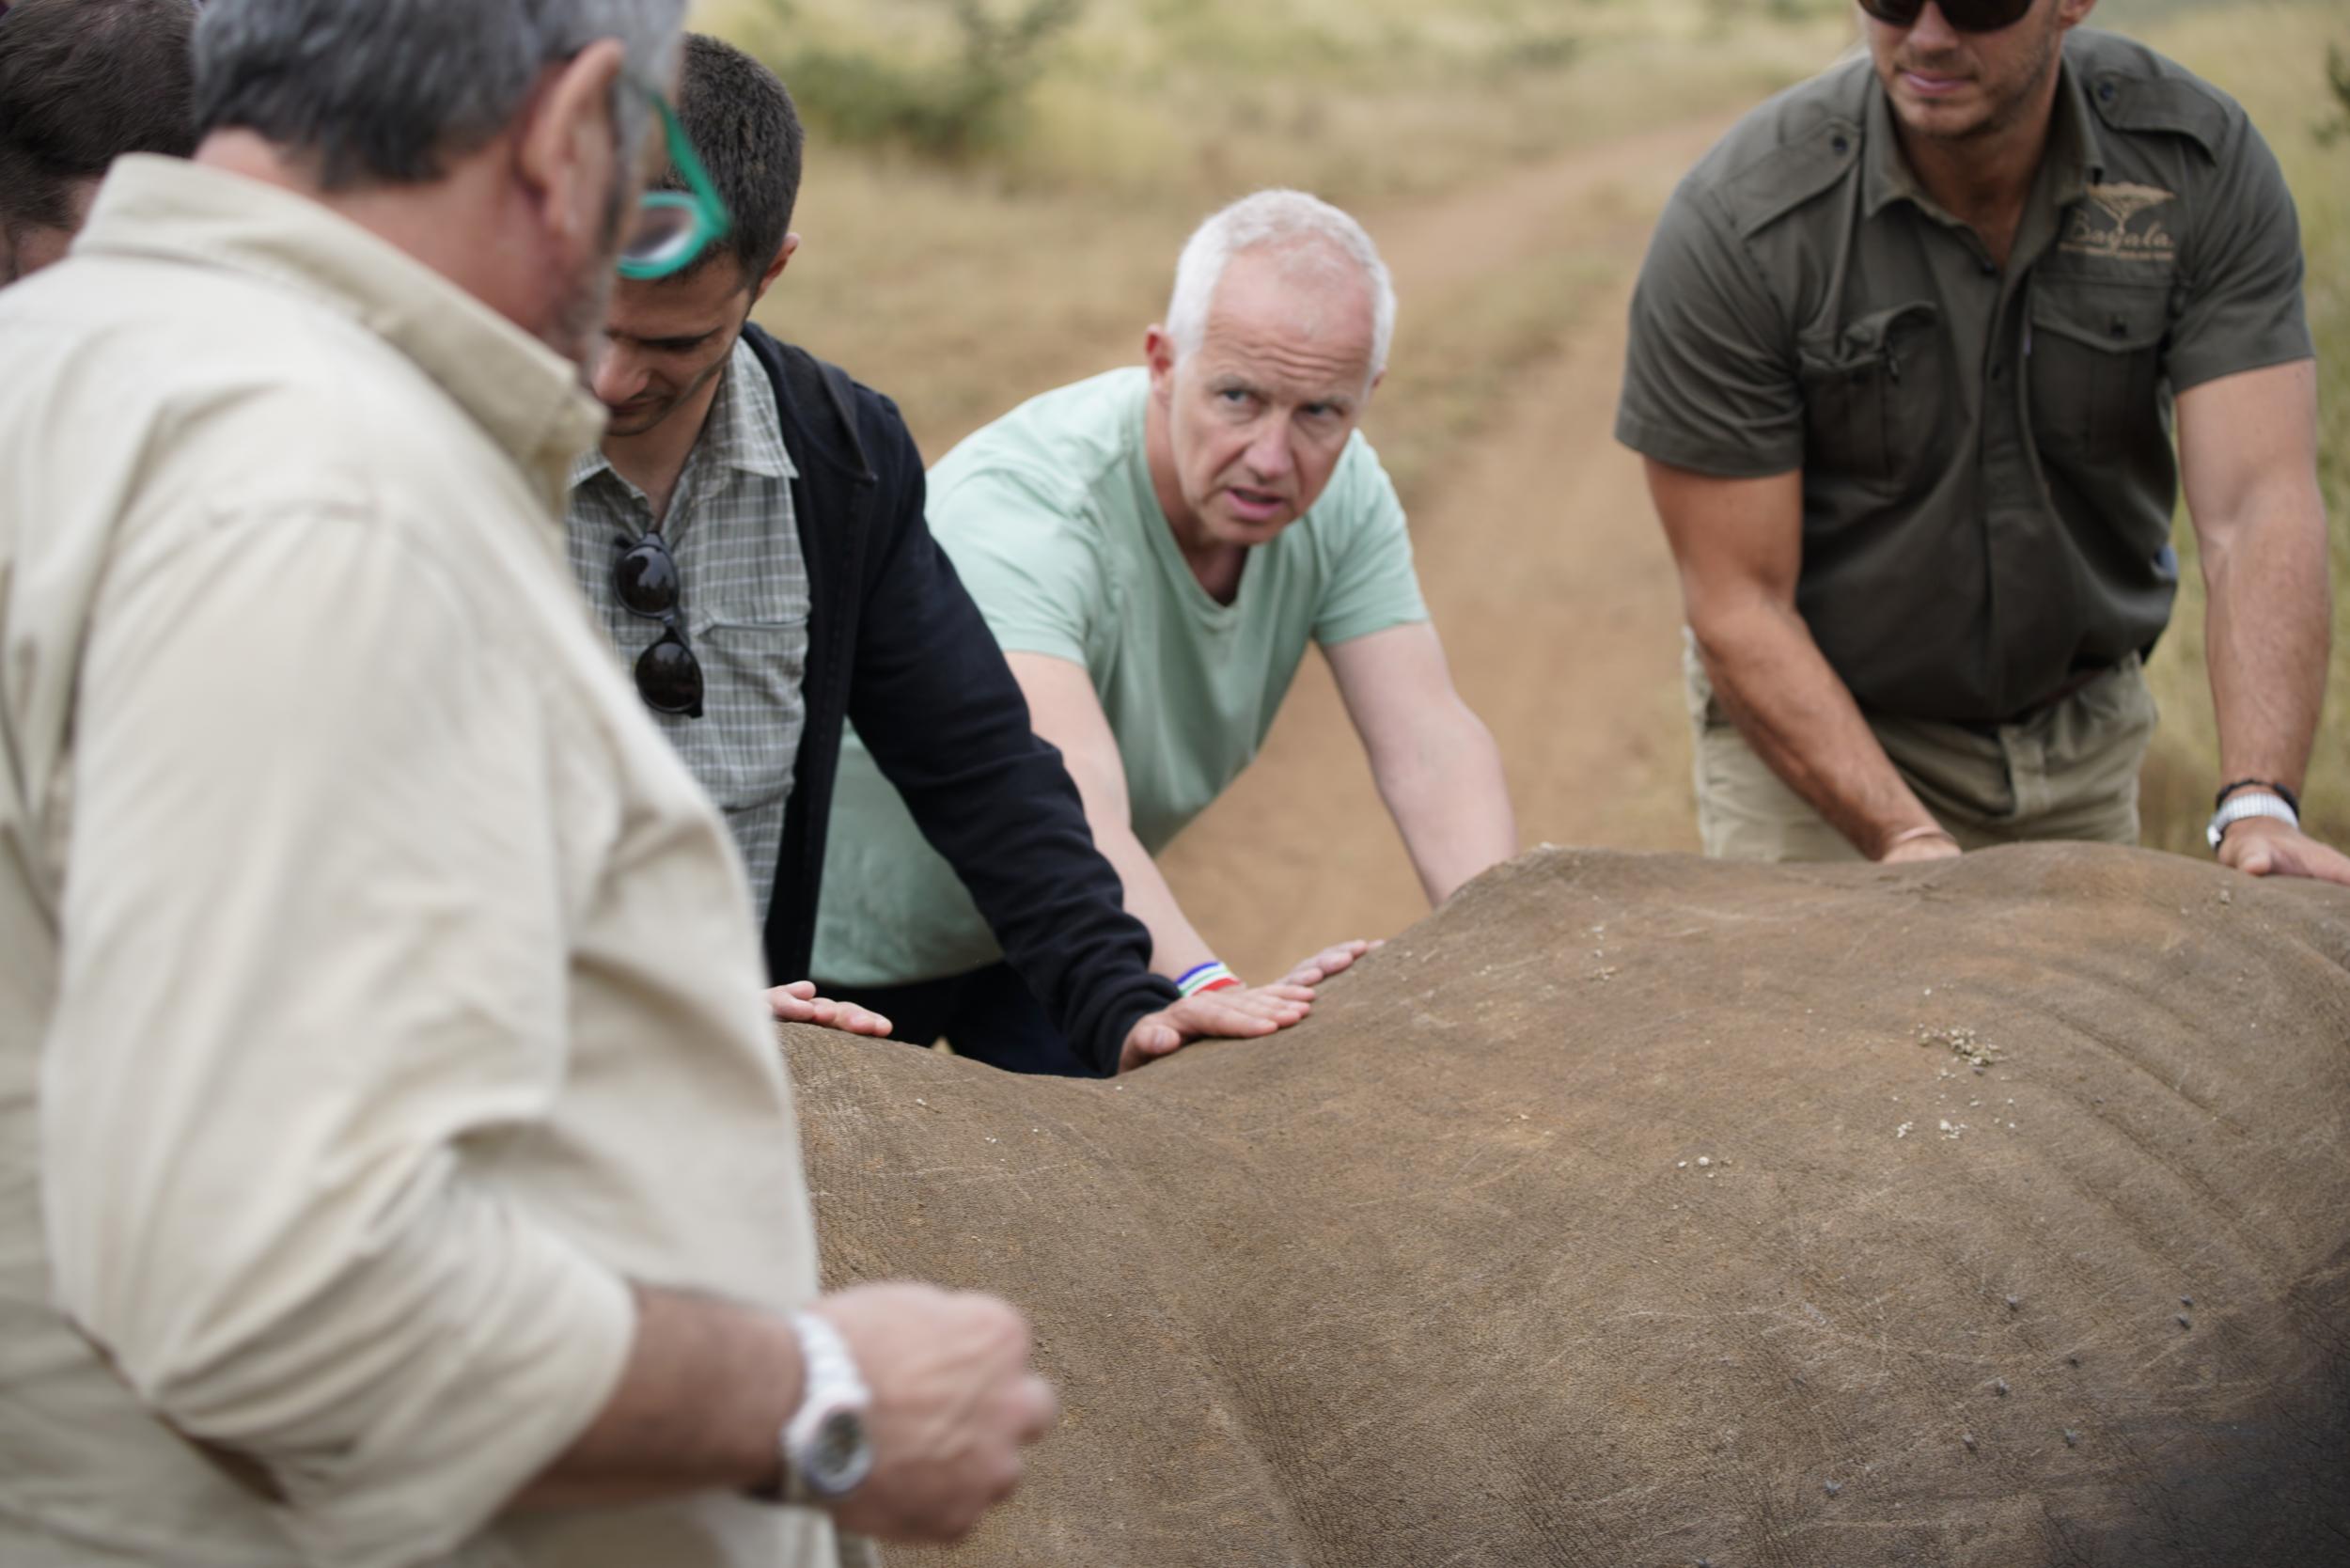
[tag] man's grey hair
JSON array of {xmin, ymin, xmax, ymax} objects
[
  {"xmin": 194, "ymin": 0, "xmax": 687, "ymax": 190},
  {"xmin": 1164, "ymin": 189, "xmax": 1398, "ymax": 376}
]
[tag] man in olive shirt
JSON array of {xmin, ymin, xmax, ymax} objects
[{"xmin": 1619, "ymin": 0, "xmax": 2344, "ymax": 884}]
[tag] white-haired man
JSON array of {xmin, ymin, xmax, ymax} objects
[{"xmin": 813, "ymin": 190, "xmax": 1519, "ymax": 1074}]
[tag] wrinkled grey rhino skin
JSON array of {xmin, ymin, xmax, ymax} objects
[{"xmin": 784, "ymin": 845, "xmax": 2350, "ymax": 1567}]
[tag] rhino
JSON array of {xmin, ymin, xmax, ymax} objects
[{"xmin": 784, "ymin": 845, "xmax": 2350, "ymax": 1567}]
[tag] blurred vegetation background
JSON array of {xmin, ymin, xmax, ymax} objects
[
  {"xmin": 692, "ymin": 0, "xmax": 2346, "ymax": 874},
  {"xmin": 692, "ymin": 0, "xmax": 1863, "ymax": 445}
]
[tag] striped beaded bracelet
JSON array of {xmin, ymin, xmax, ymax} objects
[{"xmin": 1175, "ymin": 960, "xmax": 1242, "ymax": 998}]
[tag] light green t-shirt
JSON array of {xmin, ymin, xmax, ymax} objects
[{"xmin": 812, "ymin": 366, "xmax": 1429, "ymax": 987}]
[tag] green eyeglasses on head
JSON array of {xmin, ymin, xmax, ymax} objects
[{"xmin": 619, "ymin": 75, "xmax": 732, "ymax": 280}]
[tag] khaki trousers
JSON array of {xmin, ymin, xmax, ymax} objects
[{"xmin": 1683, "ymin": 633, "xmax": 2157, "ymax": 862}]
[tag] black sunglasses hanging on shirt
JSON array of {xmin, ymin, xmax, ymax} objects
[
  {"xmin": 1857, "ymin": 0, "xmax": 2036, "ymax": 32},
  {"xmin": 613, "ymin": 530, "xmax": 705, "ymax": 719}
]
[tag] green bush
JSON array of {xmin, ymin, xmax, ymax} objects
[
  {"xmin": 2320, "ymin": 43, "xmax": 2350, "ymax": 146},
  {"xmin": 755, "ymin": 0, "xmax": 1085, "ymax": 158}
]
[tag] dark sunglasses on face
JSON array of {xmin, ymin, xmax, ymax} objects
[
  {"xmin": 614, "ymin": 530, "xmax": 705, "ymax": 718},
  {"xmin": 1858, "ymin": 0, "xmax": 2035, "ymax": 32}
]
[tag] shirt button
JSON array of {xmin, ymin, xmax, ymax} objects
[
  {"xmin": 1991, "ymin": 364, "xmax": 2006, "ymax": 382},
  {"xmin": 1832, "ymin": 134, "xmax": 1850, "ymax": 154}
]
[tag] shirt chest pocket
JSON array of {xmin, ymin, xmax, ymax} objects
[
  {"xmin": 693, "ymin": 612, "xmax": 812, "ymax": 690},
  {"xmin": 683, "ymin": 614, "xmax": 813, "ymax": 811},
  {"xmin": 1798, "ymin": 301, "xmax": 1944, "ymax": 492},
  {"xmin": 2027, "ymin": 282, "xmax": 2170, "ymax": 463},
  {"xmin": 683, "ymin": 540, "xmax": 816, "ymax": 680}
]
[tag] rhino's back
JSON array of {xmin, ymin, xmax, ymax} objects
[{"xmin": 788, "ymin": 844, "xmax": 2350, "ymax": 1567}]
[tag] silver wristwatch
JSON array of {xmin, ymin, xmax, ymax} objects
[
  {"xmin": 776, "ymin": 1311, "xmax": 874, "ymax": 1505},
  {"xmin": 2207, "ymin": 790, "xmax": 2298, "ymax": 851}
]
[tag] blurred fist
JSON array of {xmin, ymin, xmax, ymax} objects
[{"xmin": 809, "ymin": 1283, "xmax": 1058, "ymax": 1543}]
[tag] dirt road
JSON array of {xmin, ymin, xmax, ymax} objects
[{"xmin": 1160, "ymin": 114, "xmax": 1738, "ymax": 983}]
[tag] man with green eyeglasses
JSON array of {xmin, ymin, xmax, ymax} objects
[
  {"xmin": 567, "ymin": 34, "xmax": 1323, "ymax": 1076},
  {"xmin": 1620, "ymin": 0, "xmax": 2343, "ymax": 885},
  {"xmin": 0, "ymin": 4, "xmax": 1052, "ymax": 1565}
]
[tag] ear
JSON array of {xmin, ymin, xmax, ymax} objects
[
  {"xmin": 516, "ymin": 39, "xmax": 630, "ymax": 252},
  {"xmin": 749, "ymin": 232, "xmax": 799, "ymax": 308},
  {"xmin": 1144, "ymin": 325, "xmax": 1179, "ymax": 399},
  {"xmin": 2056, "ymin": 0, "xmax": 2097, "ymax": 28}
]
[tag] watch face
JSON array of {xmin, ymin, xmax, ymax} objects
[{"xmin": 804, "ymin": 1408, "xmax": 874, "ymax": 1497}]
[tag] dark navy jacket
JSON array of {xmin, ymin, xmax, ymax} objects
[{"xmin": 744, "ymin": 325, "xmax": 1175, "ymax": 1074}]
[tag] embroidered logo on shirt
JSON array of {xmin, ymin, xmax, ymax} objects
[{"xmin": 2060, "ymin": 182, "xmax": 2178, "ymax": 262}]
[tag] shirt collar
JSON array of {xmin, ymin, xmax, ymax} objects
[
  {"xmin": 2045, "ymin": 60, "xmax": 2107, "ymax": 207},
  {"xmin": 1861, "ymin": 55, "xmax": 2106, "ymax": 224},
  {"xmin": 77, "ymin": 156, "xmax": 605, "ymax": 510},
  {"xmin": 709, "ymin": 335, "xmax": 796, "ymax": 483},
  {"xmin": 567, "ymin": 335, "xmax": 795, "ymax": 496}
]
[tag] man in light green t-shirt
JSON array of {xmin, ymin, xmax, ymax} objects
[{"xmin": 814, "ymin": 189, "xmax": 1518, "ymax": 1074}]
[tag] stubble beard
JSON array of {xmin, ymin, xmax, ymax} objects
[
  {"xmin": 553, "ymin": 268, "xmax": 619, "ymax": 372},
  {"xmin": 548, "ymin": 175, "xmax": 634, "ymax": 369},
  {"xmin": 1901, "ymin": 11, "xmax": 2067, "ymax": 146}
]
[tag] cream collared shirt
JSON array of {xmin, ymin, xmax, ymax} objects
[{"xmin": 0, "ymin": 158, "xmax": 828, "ymax": 1568}]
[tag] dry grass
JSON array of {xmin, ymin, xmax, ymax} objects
[{"xmin": 700, "ymin": 0, "xmax": 1857, "ymax": 456}]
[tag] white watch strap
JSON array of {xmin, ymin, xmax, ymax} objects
[
  {"xmin": 781, "ymin": 1311, "xmax": 872, "ymax": 1503},
  {"xmin": 2208, "ymin": 791, "xmax": 2298, "ymax": 851},
  {"xmin": 789, "ymin": 1311, "xmax": 867, "ymax": 1403}
]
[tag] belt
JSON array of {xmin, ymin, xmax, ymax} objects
[{"xmin": 1955, "ymin": 663, "xmax": 2119, "ymax": 735}]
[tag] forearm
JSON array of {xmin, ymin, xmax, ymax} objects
[
  {"xmin": 1693, "ymin": 601, "xmax": 1936, "ymax": 857},
  {"xmin": 2202, "ymin": 488, "xmax": 2331, "ymax": 792},
  {"xmin": 1009, "ymin": 652, "xmax": 1226, "ymax": 981},
  {"xmin": 1371, "ymin": 703, "xmax": 1517, "ymax": 904},
  {"xmin": 522, "ymin": 1284, "xmax": 802, "ymax": 1509},
  {"xmin": 1091, "ymin": 814, "xmax": 1218, "ymax": 977}
]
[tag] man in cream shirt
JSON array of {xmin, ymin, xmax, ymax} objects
[{"xmin": 0, "ymin": 3, "xmax": 1050, "ymax": 1565}]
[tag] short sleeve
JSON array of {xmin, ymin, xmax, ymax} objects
[
  {"xmin": 929, "ymin": 464, "xmax": 1111, "ymax": 666},
  {"xmin": 1312, "ymin": 439, "xmax": 1429, "ymax": 648},
  {"xmin": 1615, "ymin": 180, "xmax": 1806, "ymax": 478},
  {"xmin": 2165, "ymin": 112, "xmax": 2313, "ymax": 393}
]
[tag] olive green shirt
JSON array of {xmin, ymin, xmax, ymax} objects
[{"xmin": 1616, "ymin": 29, "xmax": 2312, "ymax": 726}]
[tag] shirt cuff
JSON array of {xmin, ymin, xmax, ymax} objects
[
  {"xmin": 1088, "ymin": 975, "xmax": 1181, "ymax": 1078},
  {"xmin": 986, "ymin": 630, "xmax": 1090, "ymax": 668},
  {"xmin": 2164, "ymin": 338, "xmax": 2316, "ymax": 398},
  {"xmin": 267, "ymin": 1231, "xmax": 638, "ymax": 1568},
  {"xmin": 1316, "ymin": 608, "xmax": 1432, "ymax": 651},
  {"xmin": 1614, "ymin": 408, "xmax": 1802, "ymax": 480}
]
